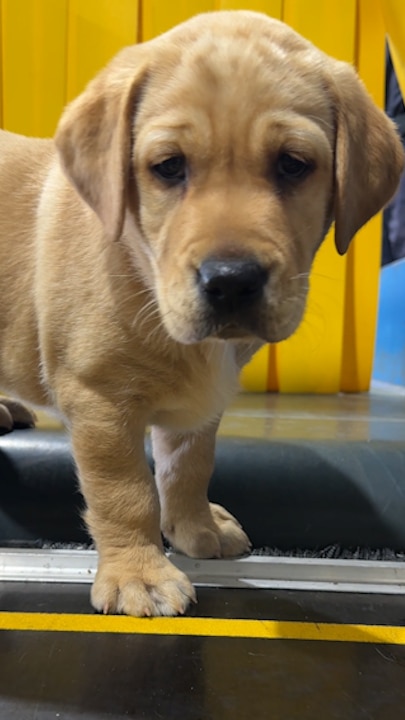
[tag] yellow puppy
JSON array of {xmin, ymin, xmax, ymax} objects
[{"xmin": 0, "ymin": 11, "xmax": 403, "ymax": 616}]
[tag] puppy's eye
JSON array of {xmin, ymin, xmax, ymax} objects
[
  {"xmin": 151, "ymin": 155, "xmax": 186, "ymax": 184},
  {"xmin": 277, "ymin": 153, "xmax": 312, "ymax": 180}
]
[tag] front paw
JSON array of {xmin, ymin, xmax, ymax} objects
[
  {"xmin": 91, "ymin": 546, "xmax": 196, "ymax": 617},
  {"xmin": 163, "ymin": 502, "xmax": 252, "ymax": 559},
  {"xmin": 0, "ymin": 398, "xmax": 36, "ymax": 435}
]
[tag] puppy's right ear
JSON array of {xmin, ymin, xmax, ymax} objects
[
  {"xmin": 55, "ymin": 46, "xmax": 149, "ymax": 241},
  {"xmin": 330, "ymin": 60, "xmax": 404, "ymax": 255}
]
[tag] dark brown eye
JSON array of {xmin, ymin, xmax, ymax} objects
[
  {"xmin": 151, "ymin": 155, "xmax": 186, "ymax": 184},
  {"xmin": 277, "ymin": 153, "xmax": 312, "ymax": 180}
]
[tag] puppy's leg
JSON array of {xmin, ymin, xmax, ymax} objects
[
  {"xmin": 152, "ymin": 425, "xmax": 251, "ymax": 559},
  {"xmin": 0, "ymin": 397, "xmax": 36, "ymax": 435},
  {"xmin": 63, "ymin": 391, "xmax": 195, "ymax": 616}
]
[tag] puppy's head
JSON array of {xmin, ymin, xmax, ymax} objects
[{"xmin": 55, "ymin": 11, "xmax": 404, "ymax": 345}]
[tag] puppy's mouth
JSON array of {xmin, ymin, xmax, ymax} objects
[
  {"xmin": 211, "ymin": 324, "xmax": 259, "ymax": 340},
  {"xmin": 158, "ymin": 256, "xmax": 306, "ymax": 345}
]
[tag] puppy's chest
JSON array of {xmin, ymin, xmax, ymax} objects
[{"xmin": 151, "ymin": 344, "xmax": 240, "ymax": 432}]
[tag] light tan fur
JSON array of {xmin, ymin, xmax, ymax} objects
[{"xmin": 0, "ymin": 11, "xmax": 403, "ymax": 615}]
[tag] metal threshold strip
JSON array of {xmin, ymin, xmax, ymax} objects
[{"xmin": 1, "ymin": 548, "xmax": 405, "ymax": 594}]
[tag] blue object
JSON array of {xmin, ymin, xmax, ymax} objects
[{"xmin": 373, "ymin": 257, "xmax": 405, "ymax": 387}]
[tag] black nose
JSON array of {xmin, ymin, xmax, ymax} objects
[{"xmin": 198, "ymin": 258, "xmax": 268, "ymax": 313}]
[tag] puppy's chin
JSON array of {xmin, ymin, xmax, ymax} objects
[{"xmin": 161, "ymin": 313, "xmax": 302, "ymax": 346}]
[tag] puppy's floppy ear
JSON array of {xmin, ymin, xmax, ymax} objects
[
  {"xmin": 55, "ymin": 46, "xmax": 148, "ymax": 241},
  {"xmin": 331, "ymin": 61, "xmax": 404, "ymax": 255}
]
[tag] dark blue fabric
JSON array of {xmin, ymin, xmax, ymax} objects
[{"xmin": 383, "ymin": 47, "xmax": 405, "ymax": 265}]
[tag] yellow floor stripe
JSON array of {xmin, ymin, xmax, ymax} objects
[{"xmin": 1, "ymin": 612, "xmax": 405, "ymax": 645}]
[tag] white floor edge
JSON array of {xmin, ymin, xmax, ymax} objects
[{"xmin": 1, "ymin": 548, "xmax": 405, "ymax": 595}]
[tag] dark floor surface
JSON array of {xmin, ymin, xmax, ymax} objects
[{"xmin": 1, "ymin": 583, "xmax": 405, "ymax": 720}]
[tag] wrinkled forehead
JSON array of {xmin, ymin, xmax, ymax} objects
[{"xmin": 135, "ymin": 26, "xmax": 335, "ymax": 150}]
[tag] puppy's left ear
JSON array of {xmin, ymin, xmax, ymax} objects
[
  {"xmin": 331, "ymin": 61, "xmax": 404, "ymax": 255},
  {"xmin": 55, "ymin": 46, "xmax": 148, "ymax": 241}
]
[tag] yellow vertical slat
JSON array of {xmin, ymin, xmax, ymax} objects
[
  {"xmin": 2, "ymin": 0, "xmax": 67, "ymax": 137},
  {"xmin": 142, "ymin": 0, "xmax": 215, "ymax": 42},
  {"xmin": 240, "ymin": 345, "xmax": 270, "ymax": 393},
  {"xmin": 341, "ymin": 0, "xmax": 386, "ymax": 391},
  {"xmin": 267, "ymin": 345, "xmax": 279, "ymax": 392},
  {"xmin": 382, "ymin": 0, "xmax": 405, "ymax": 98},
  {"xmin": 282, "ymin": 0, "xmax": 356, "ymax": 57},
  {"xmin": 66, "ymin": 0, "xmax": 139, "ymax": 101},
  {"xmin": 0, "ymin": 0, "xmax": 3, "ymax": 128},
  {"xmin": 217, "ymin": 0, "xmax": 282, "ymax": 15},
  {"xmin": 275, "ymin": 0, "xmax": 356, "ymax": 393}
]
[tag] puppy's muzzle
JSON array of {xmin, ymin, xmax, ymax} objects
[{"xmin": 197, "ymin": 257, "xmax": 268, "ymax": 332}]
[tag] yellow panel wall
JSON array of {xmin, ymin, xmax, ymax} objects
[
  {"xmin": 142, "ymin": 0, "xmax": 215, "ymax": 41},
  {"xmin": 218, "ymin": 1, "xmax": 282, "ymax": 14},
  {"xmin": 0, "ymin": 2, "xmax": 3, "ymax": 128},
  {"xmin": 1, "ymin": 0, "xmax": 67, "ymax": 137},
  {"xmin": 383, "ymin": 0, "xmax": 405, "ymax": 97},
  {"xmin": 66, "ymin": 0, "xmax": 139, "ymax": 101},
  {"xmin": 340, "ymin": 0, "xmax": 386, "ymax": 392}
]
